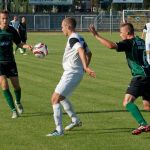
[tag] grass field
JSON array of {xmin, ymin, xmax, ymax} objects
[{"xmin": 0, "ymin": 32, "xmax": 150, "ymax": 150}]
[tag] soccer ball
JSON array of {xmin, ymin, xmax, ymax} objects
[{"xmin": 33, "ymin": 43, "xmax": 48, "ymax": 58}]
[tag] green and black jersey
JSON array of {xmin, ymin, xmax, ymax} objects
[
  {"xmin": 0, "ymin": 26, "xmax": 21, "ymax": 62},
  {"xmin": 116, "ymin": 36, "xmax": 150, "ymax": 77}
]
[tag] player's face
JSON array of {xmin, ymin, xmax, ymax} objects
[
  {"xmin": 0, "ymin": 13, "xmax": 9, "ymax": 29},
  {"xmin": 61, "ymin": 21, "xmax": 69, "ymax": 36},
  {"xmin": 119, "ymin": 27, "xmax": 129, "ymax": 40},
  {"xmin": 22, "ymin": 17, "xmax": 26, "ymax": 23}
]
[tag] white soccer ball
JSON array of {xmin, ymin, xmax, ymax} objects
[{"xmin": 33, "ymin": 43, "xmax": 48, "ymax": 58}]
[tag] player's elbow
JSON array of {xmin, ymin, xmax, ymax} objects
[
  {"xmin": 106, "ymin": 42, "xmax": 117, "ymax": 49},
  {"xmin": 87, "ymin": 51, "xmax": 92, "ymax": 58}
]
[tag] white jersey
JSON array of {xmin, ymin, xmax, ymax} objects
[
  {"xmin": 62, "ymin": 32, "xmax": 90, "ymax": 73},
  {"xmin": 143, "ymin": 22, "xmax": 150, "ymax": 43},
  {"xmin": 9, "ymin": 20, "xmax": 20, "ymax": 31}
]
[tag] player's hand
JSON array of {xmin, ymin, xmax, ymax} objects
[
  {"xmin": 22, "ymin": 44, "xmax": 33, "ymax": 50},
  {"xmin": 88, "ymin": 24, "xmax": 98, "ymax": 37},
  {"xmin": 85, "ymin": 67, "xmax": 96, "ymax": 78}
]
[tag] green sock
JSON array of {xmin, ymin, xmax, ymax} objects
[
  {"xmin": 14, "ymin": 89, "xmax": 21, "ymax": 104},
  {"xmin": 126, "ymin": 102, "xmax": 147, "ymax": 126},
  {"xmin": 3, "ymin": 89, "xmax": 15, "ymax": 111}
]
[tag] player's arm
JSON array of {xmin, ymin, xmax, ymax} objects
[
  {"xmin": 78, "ymin": 47, "xmax": 96, "ymax": 78},
  {"xmin": 18, "ymin": 43, "xmax": 32, "ymax": 50},
  {"xmin": 88, "ymin": 24, "xmax": 117, "ymax": 49},
  {"xmin": 86, "ymin": 51, "xmax": 92, "ymax": 66}
]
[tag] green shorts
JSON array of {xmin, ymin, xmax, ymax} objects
[
  {"xmin": 0, "ymin": 62, "xmax": 18, "ymax": 78},
  {"xmin": 126, "ymin": 77, "xmax": 150, "ymax": 100}
]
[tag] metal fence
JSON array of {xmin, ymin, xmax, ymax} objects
[{"xmin": 10, "ymin": 12, "xmax": 123, "ymax": 32}]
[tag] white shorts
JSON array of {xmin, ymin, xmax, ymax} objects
[{"xmin": 55, "ymin": 71, "xmax": 84, "ymax": 97}]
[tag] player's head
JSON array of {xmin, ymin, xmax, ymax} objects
[
  {"xmin": 13, "ymin": 15, "xmax": 18, "ymax": 20},
  {"xmin": 0, "ymin": 10, "xmax": 9, "ymax": 29},
  {"xmin": 119, "ymin": 23, "xmax": 134, "ymax": 40},
  {"xmin": 61, "ymin": 17, "xmax": 76, "ymax": 36},
  {"xmin": 21, "ymin": 16, "xmax": 26, "ymax": 23}
]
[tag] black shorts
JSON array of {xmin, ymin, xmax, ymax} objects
[
  {"xmin": 126, "ymin": 77, "xmax": 150, "ymax": 100},
  {"xmin": 0, "ymin": 62, "xmax": 18, "ymax": 78}
]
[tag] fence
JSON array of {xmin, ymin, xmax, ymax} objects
[{"xmin": 9, "ymin": 12, "xmax": 124, "ymax": 32}]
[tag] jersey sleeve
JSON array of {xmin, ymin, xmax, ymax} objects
[
  {"xmin": 143, "ymin": 25, "xmax": 147, "ymax": 32},
  {"xmin": 69, "ymin": 38, "xmax": 82, "ymax": 50},
  {"xmin": 116, "ymin": 40, "xmax": 132, "ymax": 52}
]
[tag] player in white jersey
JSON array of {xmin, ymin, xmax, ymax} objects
[
  {"xmin": 46, "ymin": 17, "xmax": 96, "ymax": 137},
  {"xmin": 141, "ymin": 22, "xmax": 150, "ymax": 64}
]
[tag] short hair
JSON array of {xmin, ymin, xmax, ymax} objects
[
  {"xmin": 63, "ymin": 17, "xmax": 77, "ymax": 29},
  {"xmin": 120, "ymin": 23, "xmax": 134, "ymax": 35},
  {"xmin": 0, "ymin": 10, "xmax": 9, "ymax": 15}
]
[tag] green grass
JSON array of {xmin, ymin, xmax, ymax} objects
[{"xmin": 0, "ymin": 32, "xmax": 150, "ymax": 150}]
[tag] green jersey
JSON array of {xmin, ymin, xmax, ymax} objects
[
  {"xmin": 0, "ymin": 26, "xmax": 21, "ymax": 62},
  {"xmin": 116, "ymin": 36, "xmax": 150, "ymax": 77}
]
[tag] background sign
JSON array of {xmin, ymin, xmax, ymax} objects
[
  {"xmin": 113, "ymin": 0, "xmax": 143, "ymax": 3},
  {"xmin": 29, "ymin": 0, "xmax": 73, "ymax": 5}
]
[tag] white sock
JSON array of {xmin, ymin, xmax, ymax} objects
[
  {"xmin": 52, "ymin": 103, "xmax": 63, "ymax": 133},
  {"xmin": 60, "ymin": 99, "xmax": 79, "ymax": 123}
]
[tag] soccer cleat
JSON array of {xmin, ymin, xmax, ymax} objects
[
  {"xmin": 46, "ymin": 130, "xmax": 64, "ymax": 137},
  {"xmin": 12, "ymin": 110, "xmax": 19, "ymax": 119},
  {"xmin": 65, "ymin": 120, "xmax": 82, "ymax": 131},
  {"xmin": 132, "ymin": 125, "xmax": 150, "ymax": 135},
  {"xmin": 15, "ymin": 103, "xmax": 24, "ymax": 114}
]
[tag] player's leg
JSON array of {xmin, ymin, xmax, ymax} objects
[
  {"xmin": 143, "ymin": 100, "xmax": 150, "ymax": 111},
  {"xmin": 123, "ymin": 94, "xmax": 148, "ymax": 126},
  {"xmin": 58, "ymin": 72, "xmax": 83, "ymax": 131},
  {"xmin": 10, "ymin": 76, "xmax": 23, "ymax": 114},
  {"xmin": 123, "ymin": 94, "xmax": 150, "ymax": 135},
  {"xmin": 46, "ymin": 92, "xmax": 64, "ymax": 136},
  {"xmin": 8, "ymin": 62, "xmax": 23, "ymax": 115},
  {"xmin": 142, "ymin": 77, "xmax": 150, "ymax": 111},
  {"xmin": 0, "ymin": 75, "xmax": 18, "ymax": 118},
  {"xmin": 60, "ymin": 98, "xmax": 82, "ymax": 131}
]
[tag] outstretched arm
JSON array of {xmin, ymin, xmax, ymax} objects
[
  {"xmin": 18, "ymin": 43, "xmax": 33, "ymax": 50},
  {"xmin": 88, "ymin": 24, "xmax": 117, "ymax": 49}
]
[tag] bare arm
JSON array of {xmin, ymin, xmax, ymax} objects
[
  {"xmin": 88, "ymin": 24, "xmax": 117, "ymax": 49},
  {"xmin": 86, "ymin": 51, "xmax": 92, "ymax": 66},
  {"xmin": 78, "ymin": 47, "xmax": 96, "ymax": 78}
]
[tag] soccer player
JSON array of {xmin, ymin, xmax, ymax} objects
[
  {"xmin": 18, "ymin": 16, "xmax": 27, "ymax": 55},
  {"xmin": 141, "ymin": 22, "xmax": 150, "ymax": 64},
  {"xmin": 9, "ymin": 15, "xmax": 20, "ymax": 32},
  {"xmin": 9, "ymin": 15, "xmax": 20, "ymax": 54},
  {"xmin": 89, "ymin": 23, "xmax": 150, "ymax": 135},
  {"xmin": 46, "ymin": 17, "xmax": 96, "ymax": 136},
  {"xmin": 0, "ymin": 10, "xmax": 32, "ymax": 118}
]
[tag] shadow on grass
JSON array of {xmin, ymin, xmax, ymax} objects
[
  {"xmin": 63, "ymin": 128, "xmax": 134, "ymax": 136},
  {"xmin": 20, "ymin": 109, "xmax": 149, "ymax": 118}
]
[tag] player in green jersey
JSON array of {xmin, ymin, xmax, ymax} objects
[
  {"xmin": 0, "ymin": 10, "xmax": 32, "ymax": 118},
  {"xmin": 89, "ymin": 23, "xmax": 150, "ymax": 135}
]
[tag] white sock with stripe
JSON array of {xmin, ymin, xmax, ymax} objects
[{"xmin": 52, "ymin": 103, "xmax": 63, "ymax": 133}]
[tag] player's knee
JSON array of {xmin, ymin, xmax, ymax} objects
[
  {"xmin": 51, "ymin": 93, "xmax": 61, "ymax": 105},
  {"xmin": 123, "ymin": 99, "xmax": 132, "ymax": 107},
  {"xmin": 143, "ymin": 105, "xmax": 150, "ymax": 111}
]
